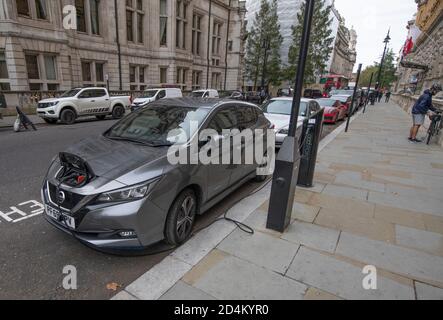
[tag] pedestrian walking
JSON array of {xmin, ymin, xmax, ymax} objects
[
  {"xmin": 385, "ymin": 90, "xmax": 391, "ymax": 103},
  {"xmin": 377, "ymin": 90, "xmax": 383, "ymax": 103},
  {"xmin": 409, "ymin": 83, "xmax": 442, "ymax": 143}
]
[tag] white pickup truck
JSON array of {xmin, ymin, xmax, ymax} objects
[{"xmin": 37, "ymin": 87, "xmax": 131, "ymax": 125}]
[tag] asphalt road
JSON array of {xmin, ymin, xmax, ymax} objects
[{"xmin": 0, "ymin": 116, "xmax": 340, "ymax": 300}]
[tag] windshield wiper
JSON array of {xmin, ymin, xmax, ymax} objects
[{"xmin": 105, "ymin": 135, "xmax": 173, "ymax": 147}]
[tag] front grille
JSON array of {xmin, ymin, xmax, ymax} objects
[{"xmin": 48, "ymin": 183, "xmax": 86, "ymax": 212}]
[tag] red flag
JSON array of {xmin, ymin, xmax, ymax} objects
[{"xmin": 403, "ymin": 37, "xmax": 414, "ymax": 57}]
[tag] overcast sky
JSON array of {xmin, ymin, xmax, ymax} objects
[{"xmin": 334, "ymin": 0, "xmax": 418, "ymax": 71}]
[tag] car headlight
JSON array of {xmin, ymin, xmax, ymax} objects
[
  {"xmin": 278, "ymin": 128, "xmax": 289, "ymax": 135},
  {"xmin": 48, "ymin": 101, "xmax": 59, "ymax": 106},
  {"xmin": 95, "ymin": 178, "xmax": 160, "ymax": 203}
]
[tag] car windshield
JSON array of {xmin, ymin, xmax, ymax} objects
[
  {"xmin": 61, "ymin": 89, "xmax": 82, "ymax": 98},
  {"xmin": 190, "ymin": 91, "xmax": 204, "ymax": 98},
  {"xmin": 262, "ymin": 100, "xmax": 308, "ymax": 117},
  {"xmin": 330, "ymin": 96, "xmax": 348, "ymax": 103},
  {"xmin": 330, "ymin": 90, "xmax": 353, "ymax": 96},
  {"xmin": 139, "ymin": 90, "xmax": 158, "ymax": 98},
  {"xmin": 317, "ymin": 99, "xmax": 337, "ymax": 107},
  {"xmin": 104, "ymin": 104, "xmax": 210, "ymax": 146}
]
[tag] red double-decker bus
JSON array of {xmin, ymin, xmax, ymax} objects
[{"xmin": 320, "ymin": 74, "xmax": 349, "ymax": 92}]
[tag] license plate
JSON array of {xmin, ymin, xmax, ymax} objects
[{"xmin": 45, "ymin": 205, "xmax": 76, "ymax": 229}]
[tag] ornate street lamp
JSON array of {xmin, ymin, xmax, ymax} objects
[{"xmin": 375, "ymin": 29, "xmax": 391, "ymax": 90}]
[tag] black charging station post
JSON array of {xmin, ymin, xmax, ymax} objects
[
  {"xmin": 297, "ymin": 109, "xmax": 325, "ymax": 188},
  {"xmin": 266, "ymin": 0, "xmax": 315, "ymax": 233}
]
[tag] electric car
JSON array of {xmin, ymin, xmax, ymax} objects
[{"xmin": 41, "ymin": 98, "xmax": 271, "ymax": 252}]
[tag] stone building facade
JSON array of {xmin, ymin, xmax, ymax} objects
[
  {"xmin": 0, "ymin": 0, "xmax": 247, "ymax": 94},
  {"xmin": 395, "ymin": 0, "xmax": 443, "ymax": 92},
  {"xmin": 329, "ymin": 17, "xmax": 357, "ymax": 80}
]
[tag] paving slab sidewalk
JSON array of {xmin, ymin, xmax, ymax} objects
[{"xmin": 114, "ymin": 101, "xmax": 443, "ymax": 300}]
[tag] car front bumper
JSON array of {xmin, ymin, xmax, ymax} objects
[
  {"xmin": 41, "ymin": 182, "xmax": 167, "ymax": 252},
  {"xmin": 37, "ymin": 107, "xmax": 58, "ymax": 119}
]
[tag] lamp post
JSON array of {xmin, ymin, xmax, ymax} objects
[
  {"xmin": 375, "ymin": 29, "xmax": 391, "ymax": 90},
  {"xmin": 266, "ymin": 0, "xmax": 315, "ymax": 233}
]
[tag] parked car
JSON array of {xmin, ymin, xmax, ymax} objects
[
  {"xmin": 190, "ymin": 89, "xmax": 219, "ymax": 98},
  {"xmin": 277, "ymin": 88, "xmax": 294, "ymax": 97},
  {"xmin": 316, "ymin": 98, "xmax": 347, "ymax": 124},
  {"xmin": 303, "ymin": 89, "xmax": 324, "ymax": 99},
  {"xmin": 245, "ymin": 91, "xmax": 262, "ymax": 104},
  {"xmin": 37, "ymin": 88, "xmax": 132, "ymax": 125},
  {"xmin": 330, "ymin": 95, "xmax": 354, "ymax": 115},
  {"xmin": 41, "ymin": 98, "xmax": 271, "ymax": 251},
  {"xmin": 220, "ymin": 90, "xmax": 245, "ymax": 101},
  {"xmin": 262, "ymin": 97, "xmax": 321, "ymax": 147},
  {"xmin": 131, "ymin": 88, "xmax": 182, "ymax": 111}
]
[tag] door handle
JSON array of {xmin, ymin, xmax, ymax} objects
[{"xmin": 90, "ymin": 100, "xmax": 95, "ymax": 102}]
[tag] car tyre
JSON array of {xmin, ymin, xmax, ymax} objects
[
  {"xmin": 112, "ymin": 105, "xmax": 125, "ymax": 119},
  {"xmin": 164, "ymin": 189, "xmax": 197, "ymax": 246},
  {"xmin": 43, "ymin": 118, "xmax": 58, "ymax": 124},
  {"xmin": 60, "ymin": 109, "xmax": 76, "ymax": 125},
  {"xmin": 96, "ymin": 115, "xmax": 106, "ymax": 120}
]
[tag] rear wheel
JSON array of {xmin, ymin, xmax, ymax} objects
[
  {"xmin": 164, "ymin": 189, "xmax": 197, "ymax": 246},
  {"xmin": 60, "ymin": 109, "xmax": 76, "ymax": 125},
  {"xmin": 112, "ymin": 105, "xmax": 125, "ymax": 119},
  {"xmin": 96, "ymin": 115, "xmax": 106, "ymax": 120},
  {"xmin": 43, "ymin": 118, "xmax": 57, "ymax": 124}
]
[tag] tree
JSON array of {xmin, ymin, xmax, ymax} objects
[
  {"xmin": 360, "ymin": 49, "xmax": 397, "ymax": 88},
  {"xmin": 287, "ymin": 0, "xmax": 334, "ymax": 85},
  {"xmin": 245, "ymin": 0, "xmax": 283, "ymax": 89}
]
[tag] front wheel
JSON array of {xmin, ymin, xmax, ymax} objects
[
  {"xmin": 427, "ymin": 122, "xmax": 436, "ymax": 145},
  {"xmin": 164, "ymin": 189, "xmax": 197, "ymax": 246},
  {"xmin": 60, "ymin": 109, "xmax": 76, "ymax": 125},
  {"xmin": 112, "ymin": 105, "xmax": 125, "ymax": 119}
]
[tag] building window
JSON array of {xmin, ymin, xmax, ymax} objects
[
  {"xmin": 160, "ymin": 67, "xmax": 168, "ymax": 84},
  {"xmin": 211, "ymin": 72, "xmax": 221, "ymax": 90},
  {"xmin": 90, "ymin": 0, "xmax": 100, "ymax": 35},
  {"xmin": 126, "ymin": 0, "xmax": 144, "ymax": 43},
  {"xmin": 175, "ymin": 0, "xmax": 187, "ymax": 49},
  {"xmin": 212, "ymin": 58, "xmax": 220, "ymax": 66},
  {"xmin": 176, "ymin": 67, "xmax": 187, "ymax": 91},
  {"xmin": 212, "ymin": 22, "xmax": 222, "ymax": 56},
  {"xmin": 25, "ymin": 54, "xmax": 40, "ymax": 80},
  {"xmin": 75, "ymin": 0, "xmax": 87, "ymax": 33},
  {"xmin": 160, "ymin": 0, "xmax": 168, "ymax": 46},
  {"xmin": 192, "ymin": 13, "xmax": 202, "ymax": 55},
  {"xmin": 228, "ymin": 40, "xmax": 233, "ymax": 52},
  {"xmin": 17, "ymin": 0, "xmax": 49, "ymax": 20},
  {"xmin": 17, "ymin": 0, "xmax": 30, "ymax": 17},
  {"xmin": 75, "ymin": 0, "xmax": 101, "ymax": 35},
  {"xmin": 192, "ymin": 70, "xmax": 202, "ymax": 90},
  {"xmin": 82, "ymin": 60, "xmax": 106, "ymax": 86},
  {"xmin": 0, "ymin": 51, "xmax": 10, "ymax": 91},
  {"xmin": 25, "ymin": 53, "xmax": 59, "ymax": 90},
  {"xmin": 82, "ymin": 61, "xmax": 92, "ymax": 82},
  {"xmin": 129, "ymin": 65, "xmax": 147, "ymax": 90}
]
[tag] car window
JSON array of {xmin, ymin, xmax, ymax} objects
[
  {"xmin": 78, "ymin": 90, "xmax": 93, "ymax": 98},
  {"xmin": 262, "ymin": 100, "xmax": 308, "ymax": 117},
  {"xmin": 105, "ymin": 104, "xmax": 210, "ymax": 145},
  {"xmin": 206, "ymin": 107, "xmax": 237, "ymax": 133},
  {"xmin": 91, "ymin": 89, "xmax": 107, "ymax": 98},
  {"xmin": 233, "ymin": 106, "xmax": 257, "ymax": 130},
  {"xmin": 310, "ymin": 102, "xmax": 320, "ymax": 114},
  {"xmin": 158, "ymin": 90, "xmax": 166, "ymax": 99}
]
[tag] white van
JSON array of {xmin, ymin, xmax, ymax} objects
[
  {"xmin": 131, "ymin": 88, "xmax": 183, "ymax": 111},
  {"xmin": 190, "ymin": 89, "xmax": 219, "ymax": 98}
]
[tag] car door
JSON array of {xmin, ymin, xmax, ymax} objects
[
  {"xmin": 91, "ymin": 89, "xmax": 110, "ymax": 113},
  {"xmin": 229, "ymin": 104, "xmax": 258, "ymax": 184},
  {"xmin": 77, "ymin": 89, "xmax": 95, "ymax": 115},
  {"xmin": 201, "ymin": 106, "xmax": 237, "ymax": 200}
]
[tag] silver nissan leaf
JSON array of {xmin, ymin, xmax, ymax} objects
[{"xmin": 41, "ymin": 98, "xmax": 271, "ymax": 252}]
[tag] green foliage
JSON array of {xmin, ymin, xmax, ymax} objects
[
  {"xmin": 245, "ymin": 0, "xmax": 283, "ymax": 89},
  {"xmin": 287, "ymin": 0, "xmax": 334, "ymax": 84},
  {"xmin": 360, "ymin": 49, "xmax": 397, "ymax": 88}
]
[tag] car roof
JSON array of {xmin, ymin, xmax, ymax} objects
[
  {"xmin": 271, "ymin": 97, "xmax": 314, "ymax": 102},
  {"xmin": 149, "ymin": 97, "xmax": 257, "ymax": 110}
]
